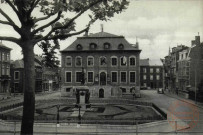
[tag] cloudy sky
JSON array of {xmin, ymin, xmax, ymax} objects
[{"xmin": 0, "ymin": 0, "xmax": 203, "ymax": 65}]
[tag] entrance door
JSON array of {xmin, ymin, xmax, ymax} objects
[
  {"xmin": 99, "ymin": 89, "xmax": 104, "ymax": 98},
  {"xmin": 100, "ymin": 72, "xmax": 106, "ymax": 85}
]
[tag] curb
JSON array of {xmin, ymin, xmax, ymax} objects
[{"xmin": 164, "ymin": 93, "xmax": 203, "ymax": 109}]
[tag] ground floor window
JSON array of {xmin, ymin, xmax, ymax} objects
[
  {"xmin": 65, "ymin": 72, "xmax": 72, "ymax": 83},
  {"xmin": 76, "ymin": 72, "xmax": 82, "ymax": 83},
  {"xmin": 120, "ymin": 72, "xmax": 127, "ymax": 83},
  {"xmin": 88, "ymin": 72, "xmax": 94, "ymax": 82},
  {"xmin": 111, "ymin": 72, "xmax": 117, "ymax": 83},
  {"xmin": 129, "ymin": 72, "xmax": 136, "ymax": 83}
]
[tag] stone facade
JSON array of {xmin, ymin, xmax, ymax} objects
[{"xmin": 61, "ymin": 31, "xmax": 141, "ymax": 98}]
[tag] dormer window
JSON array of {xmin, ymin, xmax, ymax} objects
[
  {"xmin": 76, "ymin": 44, "xmax": 83, "ymax": 50},
  {"xmin": 104, "ymin": 43, "xmax": 110, "ymax": 49},
  {"xmin": 118, "ymin": 44, "xmax": 124, "ymax": 49},
  {"xmin": 89, "ymin": 43, "xmax": 97, "ymax": 49}
]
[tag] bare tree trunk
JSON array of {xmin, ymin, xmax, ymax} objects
[{"xmin": 21, "ymin": 43, "xmax": 35, "ymax": 135}]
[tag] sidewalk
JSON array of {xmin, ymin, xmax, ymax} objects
[{"xmin": 164, "ymin": 90, "xmax": 203, "ymax": 109}]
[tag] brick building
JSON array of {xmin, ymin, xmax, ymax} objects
[
  {"xmin": 178, "ymin": 34, "xmax": 203, "ymax": 94},
  {"xmin": 10, "ymin": 57, "xmax": 43, "ymax": 93},
  {"xmin": 61, "ymin": 31, "xmax": 141, "ymax": 98},
  {"xmin": 0, "ymin": 43, "xmax": 11, "ymax": 93},
  {"xmin": 140, "ymin": 59, "xmax": 163, "ymax": 90}
]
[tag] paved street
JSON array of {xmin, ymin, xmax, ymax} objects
[
  {"xmin": 139, "ymin": 89, "xmax": 203, "ymax": 134},
  {"xmin": 1, "ymin": 90, "xmax": 203, "ymax": 134}
]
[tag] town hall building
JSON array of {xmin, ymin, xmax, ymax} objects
[{"xmin": 61, "ymin": 31, "xmax": 141, "ymax": 98}]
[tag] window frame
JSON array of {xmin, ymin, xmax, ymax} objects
[
  {"xmin": 75, "ymin": 71, "xmax": 82, "ymax": 83},
  {"xmin": 65, "ymin": 71, "xmax": 72, "ymax": 83},
  {"xmin": 120, "ymin": 56, "xmax": 127, "ymax": 67},
  {"xmin": 129, "ymin": 71, "xmax": 136, "ymax": 83},
  {"xmin": 65, "ymin": 56, "xmax": 72, "ymax": 67},
  {"xmin": 75, "ymin": 56, "xmax": 82, "ymax": 67},
  {"xmin": 100, "ymin": 56, "xmax": 107, "ymax": 66},
  {"xmin": 120, "ymin": 71, "xmax": 127, "ymax": 83},
  {"xmin": 14, "ymin": 71, "xmax": 20, "ymax": 80},
  {"xmin": 129, "ymin": 56, "xmax": 136, "ymax": 66},
  {"xmin": 87, "ymin": 56, "xmax": 94, "ymax": 67},
  {"xmin": 111, "ymin": 56, "xmax": 118, "ymax": 67},
  {"xmin": 87, "ymin": 71, "xmax": 94, "ymax": 83},
  {"xmin": 111, "ymin": 71, "xmax": 118, "ymax": 83}
]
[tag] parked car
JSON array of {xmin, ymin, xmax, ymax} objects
[{"xmin": 157, "ymin": 88, "xmax": 164, "ymax": 94}]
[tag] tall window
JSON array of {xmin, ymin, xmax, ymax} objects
[
  {"xmin": 120, "ymin": 56, "xmax": 127, "ymax": 66},
  {"xmin": 111, "ymin": 57, "xmax": 117, "ymax": 66},
  {"xmin": 2, "ymin": 53, "xmax": 5, "ymax": 61},
  {"xmin": 66, "ymin": 56, "xmax": 72, "ymax": 67},
  {"xmin": 7, "ymin": 53, "xmax": 10, "ymax": 61},
  {"xmin": 76, "ymin": 72, "xmax": 82, "ymax": 83},
  {"xmin": 65, "ymin": 72, "xmax": 71, "ymax": 82},
  {"xmin": 87, "ymin": 72, "xmax": 94, "ymax": 82},
  {"xmin": 156, "ymin": 75, "xmax": 160, "ymax": 80},
  {"xmin": 6, "ymin": 65, "xmax": 10, "ymax": 75},
  {"xmin": 150, "ymin": 75, "xmax": 153, "ymax": 80},
  {"xmin": 100, "ymin": 56, "xmax": 107, "ymax": 66},
  {"xmin": 111, "ymin": 72, "xmax": 117, "ymax": 83},
  {"xmin": 150, "ymin": 68, "xmax": 153, "ymax": 73},
  {"xmin": 2, "ymin": 64, "xmax": 5, "ymax": 75},
  {"xmin": 156, "ymin": 68, "xmax": 160, "ymax": 73},
  {"xmin": 129, "ymin": 72, "xmax": 136, "ymax": 83},
  {"xmin": 143, "ymin": 75, "xmax": 146, "ymax": 80},
  {"xmin": 87, "ymin": 56, "xmax": 94, "ymax": 66},
  {"xmin": 120, "ymin": 72, "xmax": 127, "ymax": 83},
  {"xmin": 75, "ymin": 56, "xmax": 82, "ymax": 67},
  {"xmin": 14, "ymin": 71, "xmax": 20, "ymax": 80},
  {"xmin": 129, "ymin": 56, "xmax": 136, "ymax": 66},
  {"xmin": 143, "ymin": 68, "xmax": 146, "ymax": 73}
]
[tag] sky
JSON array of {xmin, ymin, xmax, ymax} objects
[{"xmin": 0, "ymin": 0, "xmax": 203, "ymax": 65}]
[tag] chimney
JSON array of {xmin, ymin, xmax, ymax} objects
[
  {"xmin": 135, "ymin": 37, "xmax": 139, "ymax": 49},
  {"xmin": 195, "ymin": 32, "xmax": 200, "ymax": 45},
  {"xmin": 101, "ymin": 24, "xmax": 104, "ymax": 32},
  {"xmin": 191, "ymin": 40, "xmax": 196, "ymax": 46}
]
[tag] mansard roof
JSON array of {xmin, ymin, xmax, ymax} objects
[{"xmin": 61, "ymin": 32, "xmax": 140, "ymax": 52}]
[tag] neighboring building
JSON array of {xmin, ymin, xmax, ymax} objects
[
  {"xmin": 10, "ymin": 56, "xmax": 60, "ymax": 93},
  {"xmin": 61, "ymin": 31, "xmax": 141, "ymax": 98},
  {"xmin": 0, "ymin": 42, "xmax": 11, "ymax": 93},
  {"xmin": 162, "ymin": 45, "xmax": 188, "ymax": 93},
  {"xmin": 178, "ymin": 34, "xmax": 203, "ymax": 94},
  {"xmin": 140, "ymin": 59, "xmax": 163, "ymax": 89},
  {"xmin": 10, "ymin": 58, "xmax": 43, "ymax": 93}
]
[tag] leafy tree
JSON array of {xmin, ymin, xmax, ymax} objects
[
  {"xmin": 38, "ymin": 40, "xmax": 60, "ymax": 68},
  {"xmin": 0, "ymin": 0, "xmax": 129, "ymax": 134}
]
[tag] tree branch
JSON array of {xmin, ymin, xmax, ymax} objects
[
  {"xmin": 0, "ymin": 8, "xmax": 15, "ymax": 24},
  {"xmin": 32, "ymin": 11, "xmax": 62, "ymax": 35},
  {"xmin": 28, "ymin": 0, "xmax": 40, "ymax": 17},
  {"xmin": 34, "ymin": 13, "xmax": 56, "ymax": 23},
  {"xmin": 4, "ymin": 0, "xmax": 22, "ymax": 23},
  {"xmin": 0, "ymin": 9, "xmax": 22, "ymax": 35},
  {"xmin": 0, "ymin": 36, "xmax": 20, "ymax": 44},
  {"xmin": 36, "ymin": 0, "xmax": 103, "ymax": 42}
]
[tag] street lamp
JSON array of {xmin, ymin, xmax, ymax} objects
[
  {"xmin": 56, "ymin": 105, "xmax": 60, "ymax": 124},
  {"xmin": 78, "ymin": 105, "xmax": 81, "ymax": 124}
]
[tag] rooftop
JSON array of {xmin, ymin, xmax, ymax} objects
[
  {"xmin": 61, "ymin": 31, "xmax": 140, "ymax": 52},
  {"xmin": 0, "ymin": 42, "xmax": 12, "ymax": 50}
]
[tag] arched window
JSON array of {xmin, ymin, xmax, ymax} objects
[
  {"xmin": 89, "ymin": 43, "xmax": 97, "ymax": 49},
  {"xmin": 120, "ymin": 56, "xmax": 127, "ymax": 66},
  {"xmin": 118, "ymin": 44, "xmax": 124, "ymax": 49},
  {"xmin": 111, "ymin": 56, "xmax": 117, "ymax": 66},
  {"xmin": 87, "ymin": 56, "xmax": 94, "ymax": 67},
  {"xmin": 129, "ymin": 56, "xmax": 136, "ymax": 66},
  {"xmin": 76, "ymin": 44, "xmax": 83, "ymax": 50},
  {"xmin": 75, "ymin": 56, "xmax": 82, "ymax": 67},
  {"xmin": 104, "ymin": 42, "xmax": 110, "ymax": 49},
  {"xmin": 100, "ymin": 56, "xmax": 107, "ymax": 66},
  {"xmin": 65, "ymin": 56, "xmax": 72, "ymax": 67}
]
